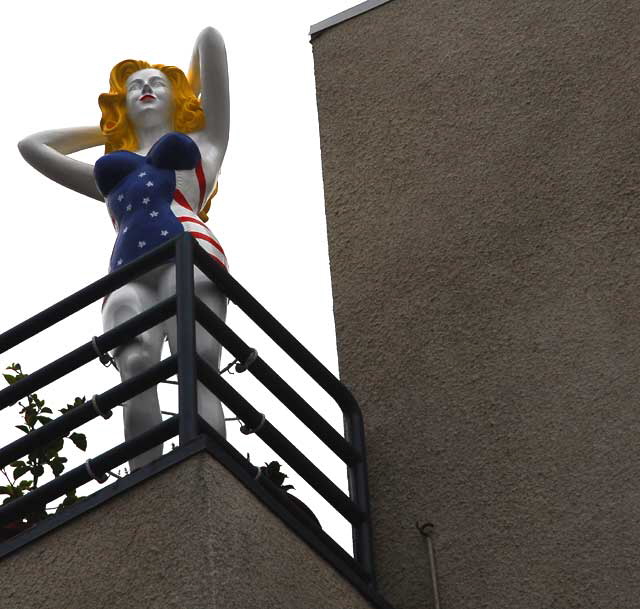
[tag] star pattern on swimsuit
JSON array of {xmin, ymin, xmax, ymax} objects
[{"xmin": 102, "ymin": 135, "xmax": 226, "ymax": 273}]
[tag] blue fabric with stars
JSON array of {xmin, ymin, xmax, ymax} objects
[{"xmin": 94, "ymin": 132, "xmax": 201, "ymax": 272}]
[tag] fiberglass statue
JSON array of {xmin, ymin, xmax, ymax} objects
[{"xmin": 18, "ymin": 27, "xmax": 230, "ymax": 471}]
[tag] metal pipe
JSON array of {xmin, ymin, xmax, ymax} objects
[
  {"xmin": 194, "ymin": 297, "xmax": 359, "ymax": 465},
  {"xmin": 348, "ymin": 408, "xmax": 376, "ymax": 581},
  {"xmin": 192, "ymin": 245, "xmax": 362, "ymax": 418},
  {"xmin": 417, "ymin": 522, "xmax": 442, "ymax": 609},
  {"xmin": 176, "ymin": 236, "xmax": 198, "ymax": 444},
  {"xmin": 0, "ymin": 416, "xmax": 179, "ymax": 527},
  {"xmin": 196, "ymin": 416, "xmax": 373, "ymax": 583},
  {"xmin": 0, "ymin": 238, "xmax": 177, "ymax": 353},
  {"xmin": 0, "ymin": 296, "xmax": 176, "ymax": 410},
  {"xmin": 194, "ymin": 243, "xmax": 375, "ymax": 579},
  {"xmin": 197, "ymin": 356, "xmax": 364, "ymax": 525},
  {"xmin": 0, "ymin": 356, "xmax": 177, "ymax": 469}
]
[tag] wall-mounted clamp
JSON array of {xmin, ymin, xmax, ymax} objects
[
  {"xmin": 240, "ymin": 412, "xmax": 266, "ymax": 435},
  {"xmin": 84, "ymin": 458, "xmax": 108, "ymax": 484},
  {"xmin": 219, "ymin": 348, "xmax": 258, "ymax": 375},
  {"xmin": 91, "ymin": 394, "xmax": 112, "ymax": 420},
  {"xmin": 91, "ymin": 336, "xmax": 118, "ymax": 370}
]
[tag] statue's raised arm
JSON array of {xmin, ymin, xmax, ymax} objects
[
  {"xmin": 18, "ymin": 126, "xmax": 105, "ymax": 201},
  {"xmin": 188, "ymin": 26, "xmax": 230, "ymax": 159}
]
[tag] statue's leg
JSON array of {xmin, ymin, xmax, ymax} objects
[
  {"xmin": 159, "ymin": 265, "xmax": 228, "ymax": 437},
  {"xmin": 102, "ymin": 278, "xmax": 165, "ymax": 471}
]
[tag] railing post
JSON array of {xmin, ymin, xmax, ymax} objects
[
  {"xmin": 176, "ymin": 235, "xmax": 199, "ymax": 444},
  {"xmin": 347, "ymin": 412, "xmax": 377, "ymax": 583}
]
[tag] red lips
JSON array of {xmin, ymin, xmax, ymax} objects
[{"xmin": 139, "ymin": 94, "xmax": 156, "ymax": 101}]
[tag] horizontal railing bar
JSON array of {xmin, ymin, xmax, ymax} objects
[
  {"xmin": 197, "ymin": 357, "xmax": 363, "ymax": 525},
  {"xmin": 196, "ymin": 419, "xmax": 372, "ymax": 582},
  {"xmin": 193, "ymin": 244, "xmax": 361, "ymax": 420},
  {"xmin": 0, "ymin": 356, "xmax": 178, "ymax": 469},
  {"xmin": 0, "ymin": 296, "xmax": 176, "ymax": 410},
  {"xmin": 0, "ymin": 237, "xmax": 177, "ymax": 354},
  {"xmin": 0, "ymin": 416, "xmax": 179, "ymax": 528},
  {"xmin": 194, "ymin": 298, "xmax": 360, "ymax": 466}
]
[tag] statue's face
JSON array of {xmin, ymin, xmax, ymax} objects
[{"xmin": 125, "ymin": 68, "xmax": 173, "ymax": 130}]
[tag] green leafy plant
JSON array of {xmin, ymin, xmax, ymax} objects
[
  {"xmin": 0, "ymin": 363, "xmax": 88, "ymax": 526},
  {"xmin": 258, "ymin": 460, "xmax": 322, "ymax": 529},
  {"xmin": 260, "ymin": 460, "xmax": 294, "ymax": 492}
]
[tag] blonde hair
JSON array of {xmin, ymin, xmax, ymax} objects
[{"xmin": 99, "ymin": 59, "xmax": 216, "ymax": 221}]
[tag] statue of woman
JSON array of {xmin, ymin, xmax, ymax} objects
[{"xmin": 18, "ymin": 27, "xmax": 230, "ymax": 470}]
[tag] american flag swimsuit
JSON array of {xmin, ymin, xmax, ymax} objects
[{"xmin": 94, "ymin": 132, "xmax": 227, "ymax": 273}]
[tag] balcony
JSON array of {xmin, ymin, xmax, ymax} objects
[{"xmin": 0, "ymin": 234, "xmax": 393, "ymax": 609}]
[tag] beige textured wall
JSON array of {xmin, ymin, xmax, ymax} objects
[
  {"xmin": 312, "ymin": 2, "xmax": 640, "ymax": 608},
  {"xmin": 0, "ymin": 454, "xmax": 376, "ymax": 609}
]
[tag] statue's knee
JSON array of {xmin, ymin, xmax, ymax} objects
[{"xmin": 118, "ymin": 343, "xmax": 155, "ymax": 378}]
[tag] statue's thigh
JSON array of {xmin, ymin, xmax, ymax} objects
[
  {"xmin": 157, "ymin": 264, "xmax": 227, "ymax": 356},
  {"xmin": 194, "ymin": 266, "xmax": 227, "ymax": 321},
  {"xmin": 101, "ymin": 281, "xmax": 165, "ymax": 358}
]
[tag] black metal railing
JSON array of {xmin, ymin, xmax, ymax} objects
[{"xmin": 0, "ymin": 234, "xmax": 375, "ymax": 584}]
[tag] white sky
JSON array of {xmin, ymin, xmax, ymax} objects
[{"xmin": 1, "ymin": 2, "xmax": 361, "ymax": 551}]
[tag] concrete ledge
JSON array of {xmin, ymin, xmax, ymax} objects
[{"xmin": 1, "ymin": 452, "xmax": 381, "ymax": 609}]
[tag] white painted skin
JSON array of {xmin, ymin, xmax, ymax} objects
[
  {"xmin": 124, "ymin": 69, "xmax": 175, "ymax": 148},
  {"xmin": 18, "ymin": 28, "xmax": 231, "ymax": 471}
]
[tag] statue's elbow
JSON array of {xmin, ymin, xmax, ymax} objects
[{"xmin": 17, "ymin": 138, "xmax": 35, "ymax": 163}]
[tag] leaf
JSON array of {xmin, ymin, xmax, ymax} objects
[
  {"xmin": 44, "ymin": 446, "xmax": 59, "ymax": 460},
  {"xmin": 60, "ymin": 397, "xmax": 86, "ymax": 414},
  {"xmin": 45, "ymin": 437, "xmax": 64, "ymax": 455},
  {"xmin": 40, "ymin": 407, "xmax": 52, "ymax": 414},
  {"xmin": 56, "ymin": 494, "xmax": 76, "ymax": 512},
  {"xmin": 18, "ymin": 479, "xmax": 33, "ymax": 490},
  {"xmin": 15, "ymin": 425, "xmax": 29, "ymax": 434},
  {"xmin": 36, "ymin": 416, "xmax": 52, "ymax": 425},
  {"xmin": 28, "ymin": 394, "xmax": 44, "ymax": 410},
  {"xmin": 25, "ymin": 410, "xmax": 37, "ymax": 427},
  {"xmin": 3, "ymin": 373, "xmax": 16, "ymax": 385},
  {"xmin": 12, "ymin": 465, "xmax": 30, "ymax": 481},
  {"xmin": 69, "ymin": 433, "xmax": 87, "ymax": 451},
  {"xmin": 49, "ymin": 458, "xmax": 66, "ymax": 477},
  {"xmin": 0, "ymin": 485, "xmax": 13, "ymax": 495},
  {"xmin": 9, "ymin": 460, "xmax": 26, "ymax": 469},
  {"xmin": 32, "ymin": 464, "xmax": 44, "ymax": 477},
  {"xmin": 57, "ymin": 490, "xmax": 82, "ymax": 512},
  {"xmin": 75, "ymin": 396, "xmax": 86, "ymax": 406},
  {"xmin": 260, "ymin": 461, "xmax": 290, "ymax": 487}
]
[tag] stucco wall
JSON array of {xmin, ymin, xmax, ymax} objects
[
  {"xmin": 312, "ymin": 2, "xmax": 640, "ymax": 608},
  {"xmin": 0, "ymin": 453, "xmax": 376, "ymax": 609}
]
